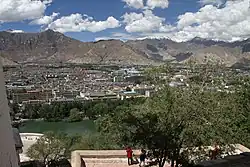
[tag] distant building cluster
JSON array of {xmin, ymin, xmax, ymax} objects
[
  {"xmin": 5, "ymin": 64, "xmax": 244, "ymax": 108},
  {"xmin": 4, "ymin": 66, "xmax": 155, "ymax": 106}
]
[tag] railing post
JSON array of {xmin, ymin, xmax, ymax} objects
[{"xmin": 71, "ymin": 151, "xmax": 82, "ymax": 167}]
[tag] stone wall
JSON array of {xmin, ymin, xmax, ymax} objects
[
  {"xmin": 0, "ymin": 60, "xmax": 19, "ymax": 167},
  {"xmin": 20, "ymin": 133, "xmax": 43, "ymax": 162},
  {"xmin": 71, "ymin": 150, "xmax": 171, "ymax": 167},
  {"xmin": 71, "ymin": 148, "xmax": 250, "ymax": 167},
  {"xmin": 198, "ymin": 152, "xmax": 250, "ymax": 167}
]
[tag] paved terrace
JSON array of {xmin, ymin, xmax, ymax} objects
[
  {"xmin": 20, "ymin": 133, "xmax": 43, "ymax": 162},
  {"xmin": 70, "ymin": 145, "xmax": 250, "ymax": 167},
  {"xmin": 18, "ymin": 133, "xmax": 250, "ymax": 167},
  {"xmin": 71, "ymin": 150, "xmax": 168, "ymax": 167}
]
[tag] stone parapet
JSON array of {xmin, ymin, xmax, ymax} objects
[
  {"xmin": 71, "ymin": 150, "xmax": 140, "ymax": 167},
  {"xmin": 198, "ymin": 152, "xmax": 250, "ymax": 167},
  {"xmin": 71, "ymin": 145, "xmax": 250, "ymax": 167},
  {"xmin": 71, "ymin": 150, "xmax": 161, "ymax": 167}
]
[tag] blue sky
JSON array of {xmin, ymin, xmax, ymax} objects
[{"xmin": 0, "ymin": 0, "xmax": 248, "ymax": 42}]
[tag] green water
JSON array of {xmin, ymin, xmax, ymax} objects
[{"xmin": 20, "ymin": 120, "xmax": 97, "ymax": 135}]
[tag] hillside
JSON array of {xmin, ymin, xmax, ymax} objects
[
  {"xmin": 0, "ymin": 30, "xmax": 156, "ymax": 66},
  {"xmin": 1, "ymin": 30, "xmax": 250, "ymax": 67},
  {"xmin": 126, "ymin": 38, "xmax": 250, "ymax": 67}
]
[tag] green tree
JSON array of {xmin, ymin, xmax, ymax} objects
[
  {"xmin": 144, "ymin": 65, "xmax": 172, "ymax": 84},
  {"xmin": 70, "ymin": 133, "xmax": 120, "ymax": 150},
  {"xmin": 68, "ymin": 108, "xmax": 81, "ymax": 122},
  {"xmin": 98, "ymin": 86, "xmax": 242, "ymax": 167},
  {"xmin": 10, "ymin": 103, "xmax": 19, "ymax": 114},
  {"xmin": 234, "ymin": 79, "xmax": 250, "ymax": 148},
  {"xmin": 24, "ymin": 104, "xmax": 40, "ymax": 119},
  {"xmin": 26, "ymin": 132, "xmax": 71, "ymax": 165},
  {"xmin": 92, "ymin": 102, "xmax": 109, "ymax": 116},
  {"xmin": 39, "ymin": 104, "xmax": 52, "ymax": 120}
]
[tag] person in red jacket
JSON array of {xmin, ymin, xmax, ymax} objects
[{"xmin": 126, "ymin": 146, "xmax": 133, "ymax": 165}]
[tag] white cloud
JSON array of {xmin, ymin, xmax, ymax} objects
[
  {"xmin": 120, "ymin": 0, "xmax": 250, "ymax": 42},
  {"xmin": 112, "ymin": 32, "xmax": 139, "ymax": 40},
  {"xmin": 30, "ymin": 12, "xmax": 59, "ymax": 25},
  {"xmin": 159, "ymin": 24, "xmax": 176, "ymax": 32},
  {"xmin": 147, "ymin": 0, "xmax": 169, "ymax": 9},
  {"xmin": 6, "ymin": 29, "xmax": 25, "ymax": 33},
  {"xmin": 95, "ymin": 36, "xmax": 113, "ymax": 41},
  {"xmin": 0, "ymin": 0, "xmax": 52, "ymax": 22},
  {"xmin": 174, "ymin": 0, "xmax": 250, "ymax": 41},
  {"xmin": 199, "ymin": 0, "xmax": 226, "ymax": 7},
  {"xmin": 122, "ymin": 10, "xmax": 166, "ymax": 33},
  {"xmin": 122, "ymin": 12, "xmax": 143, "ymax": 24},
  {"xmin": 95, "ymin": 32, "xmax": 138, "ymax": 41},
  {"xmin": 47, "ymin": 13, "xmax": 120, "ymax": 33},
  {"xmin": 122, "ymin": 0, "xmax": 169, "ymax": 9},
  {"xmin": 137, "ymin": 32, "xmax": 171, "ymax": 40},
  {"xmin": 123, "ymin": 0, "xmax": 144, "ymax": 9}
]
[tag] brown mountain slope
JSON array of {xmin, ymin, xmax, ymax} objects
[
  {"xmin": 0, "ymin": 30, "xmax": 156, "ymax": 65},
  {"xmin": 1, "ymin": 30, "xmax": 250, "ymax": 67},
  {"xmin": 126, "ymin": 38, "xmax": 250, "ymax": 67},
  {"xmin": 67, "ymin": 40, "xmax": 158, "ymax": 65}
]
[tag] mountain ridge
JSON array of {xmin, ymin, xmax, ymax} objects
[{"xmin": 0, "ymin": 30, "xmax": 250, "ymax": 67}]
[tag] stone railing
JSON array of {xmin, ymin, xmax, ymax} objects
[
  {"xmin": 70, "ymin": 144, "xmax": 250, "ymax": 167},
  {"xmin": 71, "ymin": 150, "xmax": 141, "ymax": 167},
  {"xmin": 20, "ymin": 133, "xmax": 43, "ymax": 142}
]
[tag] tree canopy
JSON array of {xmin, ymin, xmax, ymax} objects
[
  {"xmin": 26, "ymin": 132, "xmax": 73, "ymax": 165},
  {"xmin": 68, "ymin": 108, "xmax": 81, "ymax": 122},
  {"xmin": 97, "ymin": 64, "xmax": 250, "ymax": 167}
]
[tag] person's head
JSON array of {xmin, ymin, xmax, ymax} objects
[{"xmin": 12, "ymin": 122, "xmax": 19, "ymax": 129}]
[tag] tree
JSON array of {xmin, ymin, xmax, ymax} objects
[
  {"xmin": 144, "ymin": 65, "xmax": 172, "ymax": 84},
  {"xmin": 68, "ymin": 108, "xmax": 81, "ymax": 122},
  {"xmin": 39, "ymin": 104, "xmax": 53, "ymax": 120},
  {"xmin": 24, "ymin": 104, "xmax": 40, "ymax": 119},
  {"xmin": 126, "ymin": 87, "xmax": 132, "ymax": 91},
  {"xmin": 10, "ymin": 103, "xmax": 19, "ymax": 115},
  {"xmin": 234, "ymin": 78, "xmax": 250, "ymax": 148},
  {"xmin": 70, "ymin": 133, "xmax": 120, "ymax": 150},
  {"xmin": 26, "ymin": 132, "xmax": 71, "ymax": 165},
  {"xmin": 98, "ymin": 84, "xmax": 242, "ymax": 167},
  {"xmin": 92, "ymin": 103, "xmax": 109, "ymax": 116}
]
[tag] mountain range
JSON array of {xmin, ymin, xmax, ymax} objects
[{"xmin": 1, "ymin": 30, "xmax": 250, "ymax": 67}]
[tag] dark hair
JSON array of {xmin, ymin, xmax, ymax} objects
[{"xmin": 12, "ymin": 122, "xmax": 19, "ymax": 129}]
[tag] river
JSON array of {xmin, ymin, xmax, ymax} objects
[{"xmin": 19, "ymin": 120, "xmax": 97, "ymax": 135}]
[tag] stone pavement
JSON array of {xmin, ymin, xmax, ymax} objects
[
  {"xmin": 20, "ymin": 133, "xmax": 43, "ymax": 162},
  {"xmin": 82, "ymin": 158, "xmax": 171, "ymax": 167},
  {"xmin": 71, "ymin": 145, "xmax": 250, "ymax": 167},
  {"xmin": 71, "ymin": 150, "xmax": 171, "ymax": 167}
]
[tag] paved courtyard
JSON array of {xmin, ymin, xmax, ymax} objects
[{"xmin": 20, "ymin": 133, "xmax": 43, "ymax": 162}]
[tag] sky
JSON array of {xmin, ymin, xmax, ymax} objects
[{"xmin": 0, "ymin": 0, "xmax": 250, "ymax": 42}]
